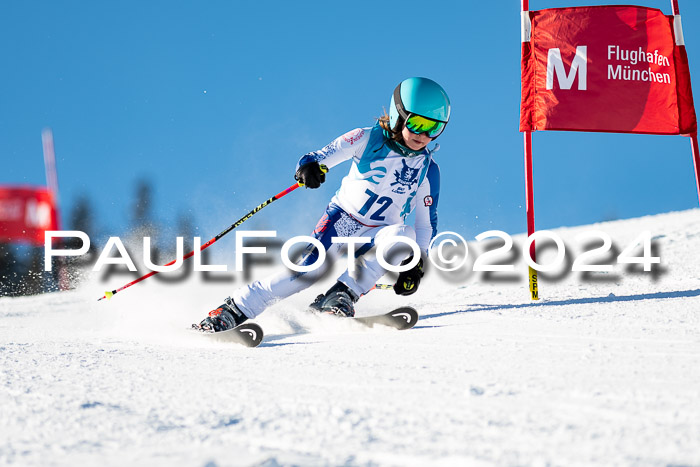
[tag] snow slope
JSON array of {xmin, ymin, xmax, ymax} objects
[{"xmin": 1, "ymin": 209, "xmax": 700, "ymax": 466}]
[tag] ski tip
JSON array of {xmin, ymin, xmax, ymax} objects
[
  {"xmin": 389, "ymin": 306, "xmax": 419, "ymax": 330},
  {"xmin": 193, "ymin": 321, "xmax": 264, "ymax": 348},
  {"xmin": 237, "ymin": 322, "xmax": 264, "ymax": 347},
  {"xmin": 353, "ymin": 306, "xmax": 419, "ymax": 330}
]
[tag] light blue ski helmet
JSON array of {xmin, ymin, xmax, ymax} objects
[{"xmin": 389, "ymin": 77, "xmax": 451, "ymax": 132}]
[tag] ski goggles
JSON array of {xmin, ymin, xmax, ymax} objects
[{"xmin": 405, "ymin": 114, "xmax": 447, "ymax": 139}]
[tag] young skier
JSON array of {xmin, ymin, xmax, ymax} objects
[{"xmin": 197, "ymin": 77, "xmax": 450, "ymax": 331}]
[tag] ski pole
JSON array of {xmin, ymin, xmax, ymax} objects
[
  {"xmin": 362, "ymin": 283, "xmax": 394, "ymax": 297},
  {"xmin": 98, "ymin": 180, "xmax": 309, "ymax": 301}
]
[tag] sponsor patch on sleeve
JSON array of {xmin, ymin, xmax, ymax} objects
[{"xmin": 342, "ymin": 129, "xmax": 365, "ymax": 145}]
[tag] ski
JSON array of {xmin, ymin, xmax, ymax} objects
[
  {"xmin": 352, "ymin": 306, "xmax": 419, "ymax": 330},
  {"xmin": 191, "ymin": 322, "xmax": 264, "ymax": 347}
]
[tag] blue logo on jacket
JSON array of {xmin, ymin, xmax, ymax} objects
[{"xmin": 391, "ymin": 160, "xmax": 420, "ymax": 194}]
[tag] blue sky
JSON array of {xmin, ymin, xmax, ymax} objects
[{"xmin": 2, "ymin": 0, "xmax": 700, "ymax": 246}]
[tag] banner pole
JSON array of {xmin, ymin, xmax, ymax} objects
[
  {"xmin": 41, "ymin": 129, "xmax": 60, "ymax": 202},
  {"xmin": 522, "ymin": 0, "xmax": 538, "ymax": 300},
  {"xmin": 670, "ymin": 0, "xmax": 700, "ymax": 205},
  {"xmin": 524, "ymin": 132, "xmax": 538, "ymax": 300},
  {"xmin": 690, "ymin": 134, "xmax": 700, "ymax": 205},
  {"xmin": 41, "ymin": 128, "xmax": 62, "ymax": 232},
  {"xmin": 41, "ymin": 128, "xmax": 69, "ymax": 291},
  {"xmin": 670, "ymin": 0, "xmax": 679, "ymax": 15}
]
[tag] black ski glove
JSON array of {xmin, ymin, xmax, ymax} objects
[
  {"xmin": 295, "ymin": 162, "xmax": 326, "ymax": 189},
  {"xmin": 394, "ymin": 256, "xmax": 424, "ymax": 296}
]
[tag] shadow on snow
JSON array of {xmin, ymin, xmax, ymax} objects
[{"xmin": 424, "ymin": 288, "xmax": 700, "ymax": 319}]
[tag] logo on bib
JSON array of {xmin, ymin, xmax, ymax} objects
[{"xmin": 391, "ymin": 160, "xmax": 420, "ymax": 194}]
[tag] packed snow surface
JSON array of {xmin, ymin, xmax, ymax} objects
[{"xmin": 1, "ymin": 209, "xmax": 700, "ymax": 466}]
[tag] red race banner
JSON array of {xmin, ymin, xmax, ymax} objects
[
  {"xmin": 0, "ymin": 186, "xmax": 58, "ymax": 246},
  {"xmin": 520, "ymin": 5, "xmax": 697, "ymax": 135}
]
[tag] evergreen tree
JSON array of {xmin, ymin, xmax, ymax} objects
[
  {"xmin": 62, "ymin": 195, "xmax": 99, "ymax": 288},
  {"xmin": 0, "ymin": 243, "xmax": 19, "ymax": 296},
  {"xmin": 132, "ymin": 179, "xmax": 156, "ymax": 238}
]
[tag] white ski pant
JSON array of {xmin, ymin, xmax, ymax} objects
[{"xmin": 232, "ymin": 204, "xmax": 416, "ymax": 319}]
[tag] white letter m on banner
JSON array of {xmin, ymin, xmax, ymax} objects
[{"xmin": 546, "ymin": 46, "xmax": 587, "ymax": 90}]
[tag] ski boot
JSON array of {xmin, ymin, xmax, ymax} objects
[
  {"xmin": 309, "ymin": 281, "xmax": 359, "ymax": 318},
  {"xmin": 196, "ymin": 297, "xmax": 248, "ymax": 332}
]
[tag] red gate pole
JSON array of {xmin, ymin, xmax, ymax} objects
[
  {"xmin": 690, "ymin": 136, "xmax": 700, "ymax": 205},
  {"xmin": 522, "ymin": 0, "xmax": 539, "ymax": 300},
  {"xmin": 671, "ymin": 0, "xmax": 700, "ymax": 205}
]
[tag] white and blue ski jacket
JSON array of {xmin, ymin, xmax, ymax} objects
[{"xmin": 296, "ymin": 123, "xmax": 440, "ymax": 253}]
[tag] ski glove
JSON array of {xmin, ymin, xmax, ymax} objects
[
  {"xmin": 394, "ymin": 256, "xmax": 424, "ymax": 296},
  {"xmin": 295, "ymin": 162, "xmax": 326, "ymax": 189}
]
